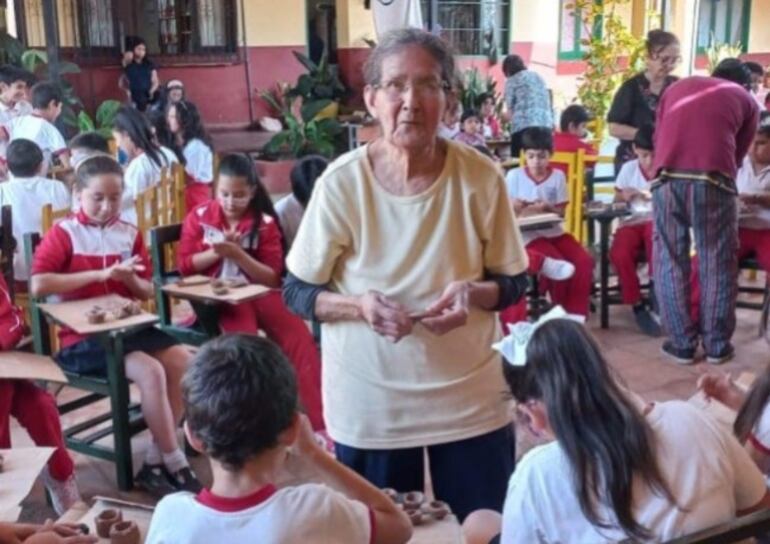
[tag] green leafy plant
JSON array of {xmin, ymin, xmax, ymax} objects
[
  {"xmin": 705, "ymin": 32, "xmax": 743, "ymax": 73},
  {"xmin": 571, "ymin": 0, "xmax": 649, "ymax": 135},
  {"xmin": 459, "ymin": 67, "xmax": 500, "ymax": 113},
  {"xmin": 261, "ymin": 91, "xmax": 342, "ymax": 159},
  {"xmin": 76, "ymin": 99, "xmax": 121, "ymax": 138},
  {"xmin": 0, "ymin": 31, "xmax": 25, "ymax": 65},
  {"xmin": 286, "ymin": 49, "xmax": 346, "ymax": 108}
]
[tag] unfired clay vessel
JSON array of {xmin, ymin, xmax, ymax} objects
[
  {"xmin": 109, "ymin": 520, "xmax": 140, "ymax": 544},
  {"xmin": 95, "ymin": 508, "xmax": 122, "ymax": 538}
]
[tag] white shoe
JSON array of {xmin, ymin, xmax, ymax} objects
[
  {"xmin": 540, "ymin": 257, "xmax": 575, "ymax": 281},
  {"xmin": 41, "ymin": 467, "xmax": 82, "ymax": 515}
]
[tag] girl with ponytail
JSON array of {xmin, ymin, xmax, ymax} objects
[
  {"xmin": 176, "ymin": 153, "xmax": 324, "ymax": 433},
  {"xmin": 463, "ymin": 309, "xmax": 769, "ymax": 544}
]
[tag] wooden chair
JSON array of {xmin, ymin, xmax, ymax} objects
[
  {"xmin": 171, "ymin": 163, "xmax": 187, "ymax": 223},
  {"xmin": 578, "ymin": 152, "xmax": 616, "ymax": 244},
  {"xmin": 149, "ymin": 224, "xmax": 214, "ymax": 346},
  {"xmin": 134, "ymin": 184, "xmax": 159, "ymax": 243},
  {"xmin": 41, "ymin": 204, "xmax": 71, "ymax": 235},
  {"xmin": 737, "ymin": 256, "xmax": 769, "ymax": 311},
  {"xmin": 157, "ymin": 167, "xmax": 176, "ymax": 227},
  {"xmin": 24, "ymin": 232, "xmax": 147, "ymax": 491}
]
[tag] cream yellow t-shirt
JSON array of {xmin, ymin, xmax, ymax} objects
[{"xmin": 287, "ymin": 141, "xmax": 528, "ymax": 449}]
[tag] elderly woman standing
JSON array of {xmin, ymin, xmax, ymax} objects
[
  {"xmin": 608, "ymin": 30, "xmax": 680, "ymax": 172},
  {"xmin": 283, "ymin": 29, "xmax": 529, "ymax": 520},
  {"xmin": 503, "ymin": 54, "xmax": 553, "ymax": 157}
]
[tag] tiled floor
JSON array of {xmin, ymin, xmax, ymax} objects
[{"xmin": 12, "ymin": 299, "xmax": 770, "ymax": 522}]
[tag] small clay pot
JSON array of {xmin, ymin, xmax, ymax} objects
[
  {"xmin": 95, "ymin": 508, "xmax": 122, "ymax": 538},
  {"xmin": 124, "ymin": 301, "xmax": 141, "ymax": 316},
  {"xmin": 212, "ymin": 285, "xmax": 229, "ymax": 295},
  {"xmin": 424, "ymin": 500, "xmax": 450, "ymax": 520},
  {"xmin": 225, "ymin": 277, "xmax": 248, "ymax": 288},
  {"xmin": 406, "ymin": 509, "xmax": 425, "ymax": 526},
  {"xmin": 402, "ymin": 491, "xmax": 424, "ymax": 509},
  {"xmin": 109, "ymin": 520, "xmax": 140, "ymax": 544},
  {"xmin": 382, "ymin": 488, "xmax": 399, "ymax": 503},
  {"xmin": 86, "ymin": 308, "xmax": 107, "ymax": 324}
]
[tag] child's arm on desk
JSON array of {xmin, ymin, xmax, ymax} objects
[{"xmin": 290, "ymin": 416, "xmax": 413, "ymax": 544}]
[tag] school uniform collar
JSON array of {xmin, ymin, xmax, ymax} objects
[
  {"xmin": 75, "ymin": 208, "xmax": 120, "ymax": 228},
  {"xmin": 524, "ymin": 166, "xmax": 553, "ymax": 184},
  {"xmin": 196, "ymin": 484, "xmax": 277, "ymax": 512},
  {"xmin": 210, "ymin": 200, "xmax": 257, "ymax": 235}
]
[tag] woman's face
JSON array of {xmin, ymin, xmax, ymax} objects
[
  {"xmin": 166, "ymin": 105, "xmax": 180, "ymax": 134},
  {"xmin": 168, "ymin": 88, "xmax": 184, "ymax": 103},
  {"xmin": 217, "ymin": 174, "xmax": 255, "ymax": 222},
  {"xmin": 364, "ymin": 45, "xmax": 447, "ymax": 151},
  {"xmin": 133, "ymin": 44, "xmax": 146, "ymax": 61},
  {"xmin": 646, "ymin": 43, "xmax": 681, "ymax": 79},
  {"xmin": 481, "ymin": 98, "xmax": 495, "ymax": 118}
]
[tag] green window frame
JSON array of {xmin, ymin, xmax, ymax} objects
[
  {"xmin": 695, "ymin": 0, "xmax": 751, "ymax": 53},
  {"xmin": 558, "ymin": 0, "xmax": 602, "ymax": 61},
  {"xmin": 421, "ymin": 0, "xmax": 512, "ymax": 57}
]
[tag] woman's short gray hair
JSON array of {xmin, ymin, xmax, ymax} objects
[{"xmin": 363, "ymin": 28, "xmax": 456, "ymax": 87}]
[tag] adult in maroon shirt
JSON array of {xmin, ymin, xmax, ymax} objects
[{"xmin": 652, "ymin": 59, "xmax": 759, "ymax": 366}]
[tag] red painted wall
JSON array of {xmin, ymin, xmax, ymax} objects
[{"xmin": 69, "ymin": 46, "xmax": 306, "ymax": 129}]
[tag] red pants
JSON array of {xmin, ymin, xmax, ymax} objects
[
  {"xmin": 609, "ymin": 222, "xmax": 653, "ymax": 305},
  {"xmin": 499, "ymin": 249, "xmax": 546, "ymax": 325},
  {"xmin": 185, "ymin": 182, "xmax": 212, "ymax": 212},
  {"xmin": 219, "ymin": 291, "xmax": 325, "ymax": 431},
  {"xmin": 0, "ymin": 379, "xmax": 74, "ymax": 481},
  {"xmin": 691, "ymin": 227, "xmax": 770, "ymax": 320},
  {"xmin": 525, "ymin": 235, "xmax": 593, "ymax": 316}
]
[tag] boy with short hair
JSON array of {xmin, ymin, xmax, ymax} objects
[
  {"xmin": 736, "ymin": 119, "xmax": 770, "ymax": 273},
  {"xmin": 146, "ymin": 334, "xmax": 412, "ymax": 544},
  {"xmin": 552, "ymin": 104, "xmax": 597, "ymax": 176},
  {"xmin": 275, "ymin": 155, "xmax": 328, "ymax": 248},
  {"xmin": 0, "ymin": 64, "xmax": 35, "ymax": 180},
  {"xmin": 504, "ymin": 127, "xmax": 593, "ymax": 316},
  {"xmin": 608, "ymin": 124, "xmax": 661, "ymax": 336},
  {"xmin": 9, "ymin": 82, "xmax": 70, "ymax": 172},
  {"xmin": 0, "ymin": 139, "xmax": 70, "ymax": 290},
  {"xmin": 69, "ymin": 131, "xmax": 110, "ymax": 166}
]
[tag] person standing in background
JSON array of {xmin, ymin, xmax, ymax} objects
[{"xmin": 120, "ymin": 36, "xmax": 160, "ymax": 112}]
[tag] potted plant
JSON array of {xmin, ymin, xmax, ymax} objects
[
  {"xmin": 256, "ymin": 91, "xmax": 343, "ymax": 193},
  {"xmin": 77, "ymin": 99, "xmax": 122, "ymax": 138},
  {"xmin": 286, "ymin": 49, "xmax": 347, "ymax": 120}
]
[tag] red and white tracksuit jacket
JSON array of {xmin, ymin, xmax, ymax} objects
[{"xmin": 177, "ymin": 201, "xmax": 325, "ymax": 430}]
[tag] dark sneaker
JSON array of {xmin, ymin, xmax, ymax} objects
[
  {"xmin": 633, "ymin": 305, "xmax": 662, "ymax": 337},
  {"xmin": 707, "ymin": 344, "xmax": 735, "ymax": 365},
  {"xmin": 135, "ymin": 464, "xmax": 177, "ymax": 497},
  {"xmin": 168, "ymin": 466, "xmax": 203, "ymax": 493},
  {"xmin": 661, "ymin": 340, "xmax": 695, "ymax": 365}
]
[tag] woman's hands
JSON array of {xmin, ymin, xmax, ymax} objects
[
  {"xmin": 358, "ymin": 282, "xmax": 475, "ymax": 341},
  {"xmin": 359, "ymin": 291, "xmax": 414, "ymax": 343},
  {"xmin": 419, "ymin": 281, "xmax": 470, "ymax": 336}
]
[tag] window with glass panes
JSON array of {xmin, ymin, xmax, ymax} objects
[
  {"xmin": 695, "ymin": 0, "xmax": 750, "ymax": 53},
  {"xmin": 420, "ymin": 0, "xmax": 510, "ymax": 57},
  {"xmin": 558, "ymin": 0, "xmax": 601, "ymax": 60}
]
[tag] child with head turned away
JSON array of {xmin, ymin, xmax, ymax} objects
[{"xmin": 146, "ymin": 334, "xmax": 412, "ymax": 544}]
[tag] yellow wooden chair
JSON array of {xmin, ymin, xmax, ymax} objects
[
  {"xmin": 577, "ymin": 152, "xmax": 617, "ymax": 244},
  {"xmin": 41, "ymin": 203, "xmax": 71, "ymax": 235},
  {"xmin": 171, "ymin": 163, "xmax": 187, "ymax": 223},
  {"xmin": 518, "ymin": 150, "xmax": 580, "ymax": 238},
  {"xmin": 135, "ymin": 185, "xmax": 159, "ymax": 245}
]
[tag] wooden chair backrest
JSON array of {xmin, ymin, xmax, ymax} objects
[
  {"xmin": 150, "ymin": 224, "xmax": 183, "ymax": 327},
  {"xmin": 135, "ymin": 184, "xmax": 159, "ymax": 243},
  {"xmin": 577, "ymin": 152, "xmax": 615, "ymax": 243},
  {"xmin": 41, "ymin": 204, "xmax": 72, "ymax": 235},
  {"xmin": 171, "ymin": 163, "xmax": 186, "ymax": 223},
  {"xmin": 157, "ymin": 167, "xmax": 175, "ymax": 227}
]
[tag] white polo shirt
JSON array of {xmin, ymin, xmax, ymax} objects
[
  {"xmin": 0, "ymin": 100, "xmax": 33, "ymax": 176},
  {"xmin": 501, "ymin": 400, "xmax": 767, "ymax": 543},
  {"xmin": 736, "ymin": 156, "xmax": 770, "ymax": 230},
  {"xmin": 183, "ymin": 138, "xmax": 213, "ymax": 184},
  {"xmin": 615, "ymin": 159, "xmax": 654, "ymax": 226},
  {"xmin": 0, "ymin": 175, "xmax": 70, "ymax": 280},
  {"xmin": 504, "ymin": 166, "xmax": 567, "ymax": 244},
  {"xmin": 121, "ymin": 150, "xmax": 177, "ymax": 224},
  {"xmin": 145, "ymin": 483, "xmax": 373, "ymax": 544},
  {"xmin": 8, "ymin": 114, "xmax": 67, "ymax": 173},
  {"xmin": 274, "ymin": 193, "xmax": 305, "ymax": 248}
]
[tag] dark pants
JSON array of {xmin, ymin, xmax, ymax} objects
[
  {"xmin": 335, "ymin": 425, "xmax": 515, "ymax": 521},
  {"xmin": 652, "ymin": 179, "xmax": 738, "ymax": 355},
  {"xmin": 510, "ymin": 129, "xmax": 525, "ymax": 158}
]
